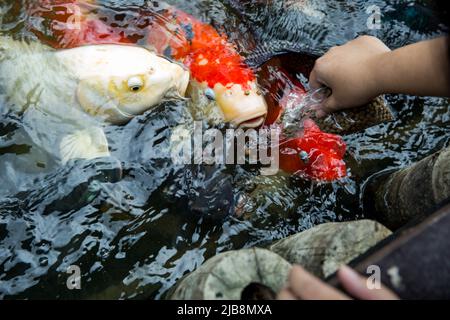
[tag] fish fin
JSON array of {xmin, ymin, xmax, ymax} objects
[
  {"xmin": 175, "ymin": 67, "xmax": 191, "ymax": 96},
  {"xmin": 59, "ymin": 127, "xmax": 110, "ymax": 164},
  {"xmin": 77, "ymin": 77, "xmax": 109, "ymax": 117},
  {"xmin": 164, "ymin": 87, "xmax": 190, "ymax": 101},
  {"xmin": 77, "ymin": 77, "xmax": 133, "ymax": 124},
  {"xmin": 313, "ymin": 96, "xmax": 394, "ymax": 135}
]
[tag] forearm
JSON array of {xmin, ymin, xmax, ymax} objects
[{"xmin": 374, "ymin": 37, "xmax": 450, "ymax": 97}]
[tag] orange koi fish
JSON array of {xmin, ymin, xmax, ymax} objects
[
  {"xmin": 27, "ymin": 0, "xmax": 347, "ymax": 181},
  {"xmin": 144, "ymin": 6, "xmax": 267, "ymax": 128}
]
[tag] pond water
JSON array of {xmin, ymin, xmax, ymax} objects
[{"xmin": 0, "ymin": 0, "xmax": 449, "ymax": 299}]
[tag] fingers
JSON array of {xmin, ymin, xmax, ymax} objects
[
  {"xmin": 278, "ymin": 265, "xmax": 399, "ymax": 300},
  {"xmin": 309, "ymin": 69, "xmax": 322, "ymax": 91},
  {"xmin": 321, "ymin": 95, "xmax": 339, "ymax": 115},
  {"xmin": 284, "ymin": 265, "xmax": 350, "ymax": 300},
  {"xmin": 277, "ymin": 287, "xmax": 297, "ymax": 300},
  {"xmin": 311, "ymin": 106, "xmax": 328, "ymax": 119},
  {"xmin": 309, "ymin": 54, "xmax": 340, "ymax": 117},
  {"xmin": 307, "ymin": 37, "xmax": 389, "ymax": 115},
  {"xmin": 309, "ymin": 44, "xmax": 339, "ymax": 90},
  {"xmin": 338, "ymin": 266, "xmax": 399, "ymax": 300},
  {"xmin": 309, "ymin": 95, "xmax": 338, "ymax": 118}
]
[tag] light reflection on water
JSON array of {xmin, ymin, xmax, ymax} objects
[{"xmin": 0, "ymin": 0, "xmax": 449, "ymax": 299}]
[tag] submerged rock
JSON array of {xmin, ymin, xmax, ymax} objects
[
  {"xmin": 364, "ymin": 147, "xmax": 450, "ymax": 230},
  {"xmin": 270, "ymin": 220, "xmax": 392, "ymax": 278},
  {"xmin": 169, "ymin": 248, "xmax": 291, "ymax": 300},
  {"xmin": 169, "ymin": 220, "xmax": 391, "ymax": 300}
]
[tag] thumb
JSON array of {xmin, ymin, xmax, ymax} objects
[
  {"xmin": 309, "ymin": 69, "xmax": 323, "ymax": 91},
  {"xmin": 314, "ymin": 95, "xmax": 338, "ymax": 118}
]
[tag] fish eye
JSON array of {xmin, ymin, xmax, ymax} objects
[
  {"xmin": 128, "ymin": 77, "xmax": 144, "ymax": 93},
  {"xmin": 204, "ymin": 88, "xmax": 216, "ymax": 101},
  {"xmin": 299, "ymin": 150, "xmax": 309, "ymax": 163}
]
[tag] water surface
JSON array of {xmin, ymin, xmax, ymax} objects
[{"xmin": 0, "ymin": 0, "xmax": 448, "ymax": 299}]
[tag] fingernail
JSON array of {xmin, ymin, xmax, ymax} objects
[
  {"xmin": 315, "ymin": 109, "xmax": 327, "ymax": 119},
  {"xmin": 339, "ymin": 265, "xmax": 362, "ymax": 284}
]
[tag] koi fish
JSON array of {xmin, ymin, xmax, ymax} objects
[
  {"xmin": 278, "ymin": 119, "xmax": 347, "ymax": 181},
  {"xmin": 261, "ymin": 64, "xmax": 347, "ymax": 181},
  {"xmin": 142, "ymin": 4, "xmax": 346, "ymax": 180},
  {"xmin": 148, "ymin": 6, "xmax": 269, "ymax": 129},
  {"xmin": 27, "ymin": 0, "xmax": 268, "ymax": 129},
  {"xmin": 27, "ymin": 0, "xmax": 347, "ymax": 181},
  {"xmin": 0, "ymin": 35, "xmax": 189, "ymax": 164}
]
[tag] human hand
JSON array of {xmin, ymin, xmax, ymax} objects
[
  {"xmin": 278, "ymin": 265, "xmax": 399, "ymax": 300},
  {"xmin": 309, "ymin": 36, "xmax": 391, "ymax": 117}
]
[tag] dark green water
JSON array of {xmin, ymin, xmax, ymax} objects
[{"xmin": 0, "ymin": 0, "xmax": 448, "ymax": 299}]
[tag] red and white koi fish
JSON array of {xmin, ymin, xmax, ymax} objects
[{"xmin": 28, "ymin": 0, "xmax": 267, "ymax": 128}]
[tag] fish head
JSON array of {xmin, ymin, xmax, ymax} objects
[
  {"xmin": 57, "ymin": 45, "xmax": 190, "ymax": 124},
  {"xmin": 212, "ymin": 82, "xmax": 268, "ymax": 129},
  {"xmin": 279, "ymin": 119, "xmax": 347, "ymax": 181}
]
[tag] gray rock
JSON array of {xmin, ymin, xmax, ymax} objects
[
  {"xmin": 270, "ymin": 220, "xmax": 392, "ymax": 278},
  {"xmin": 169, "ymin": 248, "xmax": 291, "ymax": 300},
  {"xmin": 366, "ymin": 147, "xmax": 450, "ymax": 230}
]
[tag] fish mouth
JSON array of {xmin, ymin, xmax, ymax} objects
[{"xmin": 236, "ymin": 114, "xmax": 266, "ymax": 129}]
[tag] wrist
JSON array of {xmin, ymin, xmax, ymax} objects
[{"xmin": 367, "ymin": 50, "xmax": 392, "ymax": 96}]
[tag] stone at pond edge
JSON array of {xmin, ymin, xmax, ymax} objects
[
  {"xmin": 169, "ymin": 248, "xmax": 291, "ymax": 300},
  {"xmin": 270, "ymin": 220, "xmax": 392, "ymax": 278},
  {"xmin": 366, "ymin": 147, "xmax": 450, "ymax": 230}
]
